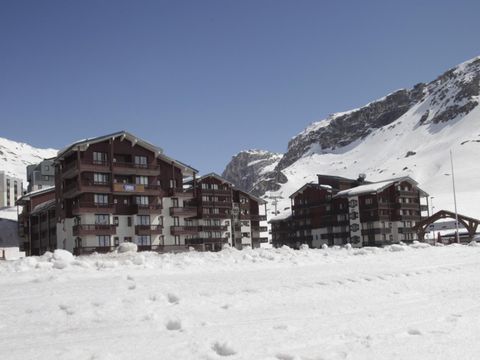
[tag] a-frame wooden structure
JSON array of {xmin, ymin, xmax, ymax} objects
[{"xmin": 413, "ymin": 210, "xmax": 480, "ymax": 241}]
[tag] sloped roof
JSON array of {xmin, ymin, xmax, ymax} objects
[
  {"xmin": 196, "ymin": 172, "xmax": 233, "ymax": 185},
  {"xmin": 334, "ymin": 176, "xmax": 428, "ymax": 197},
  {"xmin": 269, "ymin": 212, "xmax": 292, "ymax": 223},
  {"xmin": 16, "ymin": 186, "xmax": 55, "ymax": 205},
  {"xmin": 289, "ymin": 182, "xmax": 333, "ymax": 199},
  {"xmin": 31, "ymin": 199, "xmax": 56, "ymax": 215},
  {"xmin": 55, "ymin": 130, "xmax": 197, "ymax": 174},
  {"xmin": 235, "ymin": 188, "xmax": 267, "ymax": 205}
]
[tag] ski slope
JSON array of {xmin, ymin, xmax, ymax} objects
[{"xmin": 1, "ymin": 244, "xmax": 480, "ymax": 359}]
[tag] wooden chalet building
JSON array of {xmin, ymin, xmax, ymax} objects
[
  {"xmin": 270, "ymin": 174, "xmax": 429, "ymax": 248},
  {"xmin": 16, "ymin": 187, "xmax": 57, "ymax": 255},
  {"xmin": 17, "ymin": 132, "xmax": 268, "ymax": 255}
]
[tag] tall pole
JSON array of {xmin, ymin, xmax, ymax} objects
[{"xmin": 450, "ymin": 150, "xmax": 460, "ymax": 244}]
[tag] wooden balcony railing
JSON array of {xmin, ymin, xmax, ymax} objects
[
  {"xmin": 170, "ymin": 226, "xmax": 199, "ymax": 236},
  {"xmin": 135, "ymin": 225, "xmax": 163, "ymax": 235},
  {"xmin": 73, "ymin": 224, "xmax": 117, "ymax": 236},
  {"xmin": 170, "ymin": 207, "xmax": 197, "ymax": 217},
  {"xmin": 72, "ymin": 202, "xmax": 115, "ymax": 215}
]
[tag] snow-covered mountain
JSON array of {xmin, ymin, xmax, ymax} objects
[
  {"xmin": 223, "ymin": 56, "xmax": 480, "ymax": 219},
  {"xmin": 0, "ymin": 137, "xmax": 57, "ymax": 184}
]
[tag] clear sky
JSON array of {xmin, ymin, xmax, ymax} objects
[{"xmin": 1, "ymin": 0, "xmax": 479, "ymax": 173}]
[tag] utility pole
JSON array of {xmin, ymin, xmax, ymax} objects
[
  {"xmin": 270, "ymin": 196, "xmax": 282, "ymax": 216},
  {"xmin": 450, "ymin": 150, "xmax": 460, "ymax": 244}
]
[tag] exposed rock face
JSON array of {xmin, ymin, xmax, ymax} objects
[
  {"xmin": 221, "ymin": 150, "xmax": 282, "ymax": 195},
  {"xmin": 276, "ymin": 86, "xmax": 426, "ymax": 171}
]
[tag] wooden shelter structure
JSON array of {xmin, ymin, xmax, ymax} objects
[{"xmin": 413, "ymin": 210, "xmax": 479, "ymax": 241}]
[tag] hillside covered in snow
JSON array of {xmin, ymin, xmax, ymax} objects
[
  {"xmin": 223, "ymin": 56, "xmax": 480, "ymax": 219},
  {"xmin": 0, "ymin": 137, "xmax": 57, "ymax": 183}
]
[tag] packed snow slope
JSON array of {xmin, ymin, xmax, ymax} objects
[
  {"xmin": 1, "ymin": 244, "xmax": 480, "ymax": 360},
  {"xmin": 223, "ymin": 56, "xmax": 480, "ymax": 218},
  {"xmin": 0, "ymin": 137, "xmax": 57, "ymax": 220},
  {"xmin": 0, "ymin": 136, "xmax": 57, "ymax": 183}
]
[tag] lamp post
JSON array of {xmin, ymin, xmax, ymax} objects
[{"xmin": 449, "ymin": 150, "xmax": 460, "ymax": 244}]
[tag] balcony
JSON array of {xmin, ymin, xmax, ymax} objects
[
  {"xmin": 73, "ymin": 224, "xmax": 117, "ymax": 236},
  {"xmin": 201, "ymin": 200, "xmax": 232, "ymax": 208},
  {"xmin": 186, "ymin": 237, "xmax": 228, "ymax": 245},
  {"xmin": 135, "ymin": 225, "xmax": 163, "ymax": 235},
  {"xmin": 252, "ymin": 237, "xmax": 269, "ymax": 243},
  {"xmin": 397, "ymin": 203, "xmax": 420, "ymax": 210},
  {"xmin": 170, "ymin": 207, "xmax": 197, "ymax": 217},
  {"xmin": 254, "ymin": 226, "xmax": 268, "ymax": 232},
  {"xmin": 168, "ymin": 188, "xmax": 194, "ymax": 198},
  {"xmin": 397, "ymin": 190, "xmax": 419, "ymax": 197},
  {"xmin": 240, "ymin": 214, "xmax": 267, "ymax": 221},
  {"xmin": 62, "ymin": 160, "xmax": 110, "ymax": 179},
  {"xmin": 135, "ymin": 204, "xmax": 163, "ymax": 215},
  {"xmin": 200, "ymin": 188, "xmax": 232, "ymax": 196},
  {"xmin": 203, "ymin": 212, "xmax": 230, "ymax": 219},
  {"xmin": 72, "ymin": 202, "xmax": 115, "ymax": 215},
  {"xmin": 112, "ymin": 161, "xmax": 160, "ymax": 176},
  {"xmin": 199, "ymin": 225, "xmax": 229, "ymax": 232},
  {"xmin": 170, "ymin": 226, "xmax": 199, "ymax": 236},
  {"xmin": 361, "ymin": 228, "xmax": 392, "ymax": 236},
  {"xmin": 113, "ymin": 183, "xmax": 145, "ymax": 194}
]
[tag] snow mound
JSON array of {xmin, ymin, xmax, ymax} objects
[
  {"xmin": 468, "ymin": 240, "xmax": 479, "ymax": 247},
  {"xmin": 410, "ymin": 241, "xmax": 431, "ymax": 249},
  {"xmin": 117, "ymin": 242, "xmax": 138, "ymax": 253},
  {"xmin": 52, "ymin": 249, "xmax": 74, "ymax": 269},
  {"xmin": 212, "ymin": 341, "xmax": 236, "ymax": 356}
]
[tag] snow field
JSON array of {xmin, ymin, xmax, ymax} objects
[{"xmin": 1, "ymin": 244, "xmax": 480, "ymax": 359}]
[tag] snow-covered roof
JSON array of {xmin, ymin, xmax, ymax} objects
[
  {"xmin": 31, "ymin": 199, "xmax": 56, "ymax": 215},
  {"xmin": 16, "ymin": 186, "xmax": 55, "ymax": 205},
  {"xmin": 289, "ymin": 182, "xmax": 333, "ymax": 199},
  {"xmin": 235, "ymin": 189, "xmax": 267, "ymax": 205},
  {"xmin": 196, "ymin": 172, "xmax": 233, "ymax": 185},
  {"xmin": 334, "ymin": 176, "xmax": 427, "ymax": 197},
  {"xmin": 268, "ymin": 212, "xmax": 292, "ymax": 223}
]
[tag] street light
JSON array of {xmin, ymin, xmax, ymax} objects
[{"xmin": 445, "ymin": 150, "xmax": 460, "ymax": 244}]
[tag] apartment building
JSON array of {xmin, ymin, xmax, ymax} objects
[
  {"xmin": 182, "ymin": 173, "xmax": 268, "ymax": 251},
  {"xmin": 0, "ymin": 171, "xmax": 23, "ymax": 208},
  {"xmin": 270, "ymin": 174, "xmax": 428, "ymax": 248},
  {"xmin": 26, "ymin": 158, "xmax": 55, "ymax": 192},
  {"xmin": 16, "ymin": 187, "xmax": 56, "ymax": 255},
  {"xmin": 232, "ymin": 188, "xmax": 268, "ymax": 249},
  {"xmin": 17, "ymin": 132, "xmax": 268, "ymax": 255},
  {"xmin": 53, "ymin": 131, "xmax": 197, "ymax": 255}
]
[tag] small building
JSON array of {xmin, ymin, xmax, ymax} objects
[
  {"xmin": 16, "ymin": 187, "xmax": 56, "ymax": 256},
  {"xmin": 0, "ymin": 171, "xmax": 23, "ymax": 208},
  {"xmin": 0, "ymin": 218, "xmax": 26, "ymax": 260},
  {"xmin": 26, "ymin": 158, "xmax": 55, "ymax": 192}
]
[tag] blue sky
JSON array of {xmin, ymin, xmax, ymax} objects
[{"xmin": 1, "ymin": 0, "xmax": 479, "ymax": 173}]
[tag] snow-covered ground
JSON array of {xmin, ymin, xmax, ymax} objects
[{"xmin": 1, "ymin": 244, "xmax": 480, "ymax": 360}]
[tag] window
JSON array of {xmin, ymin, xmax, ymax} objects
[
  {"xmin": 138, "ymin": 215, "xmax": 150, "ymax": 225},
  {"xmin": 135, "ymin": 196, "xmax": 149, "ymax": 205},
  {"xmin": 135, "ymin": 176, "xmax": 148, "ymax": 185},
  {"xmin": 134, "ymin": 155, "xmax": 148, "ymax": 168},
  {"xmin": 94, "ymin": 194, "xmax": 109, "ymax": 205},
  {"xmin": 114, "ymin": 237, "xmax": 119, "ymax": 246},
  {"xmin": 158, "ymin": 216, "xmax": 163, "ymax": 226},
  {"xmin": 127, "ymin": 217, "xmax": 132, "ymax": 227},
  {"xmin": 365, "ymin": 198, "xmax": 373, "ymax": 205},
  {"xmin": 113, "ymin": 216, "xmax": 119, "ymax": 226},
  {"xmin": 202, "ymin": 183, "xmax": 208, "ymax": 189},
  {"xmin": 213, "ymin": 208, "xmax": 219, "ymax": 214},
  {"xmin": 172, "ymin": 198, "xmax": 179, "ymax": 207},
  {"xmin": 97, "ymin": 235, "xmax": 110, "ymax": 247},
  {"xmin": 169, "ymin": 179, "xmax": 177, "ymax": 189},
  {"xmin": 174, "ymin": 236, "xmax": 180, "ymax": 245},
  {"xmin": 42, "ymin": 175, "xmax": 50, "ymax": 181},
  {"xmin": 173, "ymin": 217, "xmax": 180, "ymax": 226},
  {"xmin": 95, "ymin": 214, "xmax": 110, "ymax": 225},
  {"xmin": 136, "ymin": 235, "xmax": 151, "ymax": 245},
  {"xmin": 93, "ymin": 152, "xmax": 108, "ymax": 164},
  {"xmin": 94, "ymin": 173, "xmax": 109, "ymax": 185},
  {"xmin": 124, "ymin": 236, "xmax": 132, "ymax": 242}
]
